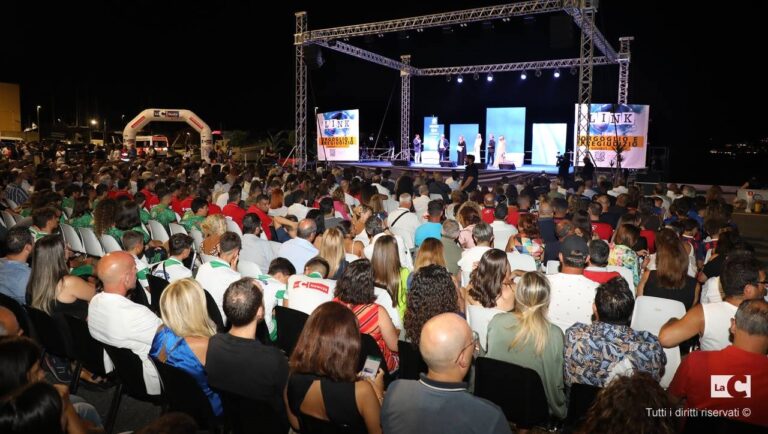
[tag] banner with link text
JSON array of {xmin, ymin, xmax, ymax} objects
[{"xmin": 574, "ymin": 104, "xmax": 650, "ymax": 169}]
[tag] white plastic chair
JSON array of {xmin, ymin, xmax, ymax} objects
[
  {"xmin": 147, "ymin": 220, "xmax": 170, "ymax": 243},
  {"xmin": 466, "ymin": 304, "xmax": 504, "ymax": 352},
  {"xmin": 169, "ymin": 222, "xmax": 188, "ymax": 236},
  {"xmin": 63, "ymin": 207, "xmax": 73, "ymax": 219},
  {"xmin": 1, "ymin": 211, "xmax": 17, "ymax": 228},
  {"xmin": 507, "ymin": 253, "xmax": 537, "ymax": 272},
  {"xmin": 79, "ymin": 227, "xmax": 105, "ymax": 258},
  {"xmin": 60, "ymin": 223, "xmax": 86, "ymax": 254},
  {"xmin": 225, "ymin": 217, "xmax": 243, "ymax": 236},
  {"xmin": 545, "ymin": 260, "xmax": 560, "ymax": 275},
  {"xmin": 5, "ymin": 198, "xmax": 19, "ymax": 210},
  {"xmin": 175, "ymin": 212, "xmax": 182, "ymax": 223},
  {"xmin": 630, "ymin": 296, "xmax": 687, "ymax": 388},
  {"xmin": 100, "ymin": 234, "xmax": 123, "ymax": 253},
  {"xmin": 189, "ymin": 229, "xmax": 204, "ymax": 252},
  {"xmin": 237, "ymin": 260, "xmax": 263, "ymax": 278}
]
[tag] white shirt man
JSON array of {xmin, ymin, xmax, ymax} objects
[
  {"xmin": 195, "ymin": 233, "xmax": 244, "ymax": 320},
  {"xmin": 240, "ymin": 215, "xmax": 276, "ymax": 273},
  {"xmin": 88, "ymin": 252, "xmax": 163, "ymax": 395},
  {"xmin": 386, "ymin": 194, "xmax": 420, "ymax": 249},
  {"xmin": 152, "ymin": 257, "xmax": 192, "ymax": 283},
  {"xmin": 412, "ymin": 186, "xmax": 431, "ymax": 224},
  {"xmin": 546, "ymin": 236, "xmax": 600, "ymax": 333},
  {"xmin": 278, "ymin": 219, "xmax": 320, "ymax": 274},
  {"xmin": 284, "ymin": 274, "xmax": 337, "ymax": 316},
  {"xmin": 457, "ymin": 245, "xmax": 492, "ymax": 287},
  {"xmin": 490, "ymin": 219, "xmax": 518, "ymax": 251},
  {"xmin": 287, "ymin": 202, "xmax": 311, "ymax": 221}
]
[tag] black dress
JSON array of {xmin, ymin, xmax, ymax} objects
[
  {"xmin": 286, "ymin": 373, "xmax": 367, "ymax": 434},
  {"xmin": 643, "ymin": 271, "xmax": 698, "ymax": 311},
  {"xmin": 52, "ymin": 298, "xmax": 89, "ymax": 320},
  {"xmin": 457, "ymin": 140, "xmax": 467, "ymax": 165}
]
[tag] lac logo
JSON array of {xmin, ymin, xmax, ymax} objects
[{"xmin": 711, "ymin": 375, "xmax": 751, "ymax": 398}]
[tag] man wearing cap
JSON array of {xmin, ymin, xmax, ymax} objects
[{"xmin": 546, "ymin": 235, "xmax": 600, "ymax": 333}]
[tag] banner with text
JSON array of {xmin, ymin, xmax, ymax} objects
[
  {"xmin": 317, "ymin": 109, "xmax": 360, "ymax": 161},
  {"xmin": 574, "ymin": 104, "xmax": 650, "ymax": 169}
]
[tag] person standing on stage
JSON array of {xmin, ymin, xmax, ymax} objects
[
  {"xmin": 438, "ymin": 134, "xmax": 450, "ymax": 162},
  {"xmin": 582, "ymin": 151, "xmax": 595, "ymax": 181},
  {"xmin": 487, "ymin": 134, "xmax": 496, "ymax": 168},
  {"xmin": 473, "ymin": 133, "xmax": 483, "ymax": 163},
  {"xmin": 460, "ymin": 155, "xmax": 479, "ymax": 193},
  {"xmin": 413, "ymin": 134, "xmax": 422, "ymax": 164},
  {"xmin": 457, "ymin": 135, "xmax": 467, "ymax": 166}
]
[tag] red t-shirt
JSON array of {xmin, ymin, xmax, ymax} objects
[
  {"xmin": 506, "ymin": 208, "xmax": 527, "ymax": 227},
  {"xmin": 669, "ymin": 345, "xmax": 768, "ymax": 427},
  {"xmin": 108, "ymin": 189, "xmax": 133, "ymax": 200},
  {"xmin": 481, "ymin": 207, "xmax": 495, "ymax": 224},
  {"xmin": 582, "ymin": 269, "xmax": 621, "ymax": 285},
  {"xmin": 170, "ymin": 195, "xmax": 184, "ymax": 216},
  {"xmin": 177, "ymin": 196, "xmax": 194, "ymax": 215},
  {"xmin": 640, "ymin": 229, "xmax": 656, "ymax": 254},
  {"xmin": 207, "ymin": 202, "xmax": 222, "ymax": 216},
  {"xmin": 140, "ymin": 188, "xmax": 159, "ymax": 210},
  {"xmin": 223, "ymin": 202, "xmax": 246, "ymax": 229},
  {"xmin": 246, "ymin": 205, "xmax": 272, "ymax": 240},
  {"xmin": 591, "ymin": 221, "xmax": 614, "ymax": 241}
]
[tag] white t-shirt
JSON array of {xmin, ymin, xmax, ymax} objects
[
  {"xmin": 458, "ymin": 246, "xmax": 492, "ymax": 287},
  {"xmin": 253, "ymin": 274, "xmax": 287, "ymax": 338},
  {"xmin": 195, "ymin": 258, "xmax": 242, "ymax": 320},
  {"xmin": 546, "ymin": 273, "xmax": 599, "ymax": 333},
  {"xmin": 364, "ymin": 232, "xmax": 414, "ymax": 271},
  {"xmin": 287, "ymin": 203, "xmax": 311, "ymax": 220},
  {"xmin": 374, "ymin": 287, "xmax": 403, "ymax": 330},
  {"xmin": 152, "ymin": 258, "xmax": 192, "ymax": 283},
  {"xmin": 386, "ymin": 208, "xmax": 420, "ymax": 249},
  {"xmin": 285, "ymin": 274, "xmax": 337, "ymax": 316},
  {"xmin": 88, "ymin": 292, "xmax": 163, "ymax": 395}
]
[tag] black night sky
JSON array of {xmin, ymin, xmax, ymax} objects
[{"xmin": 3, "ymin": 1, "xmax": 767, "ymax": 182}]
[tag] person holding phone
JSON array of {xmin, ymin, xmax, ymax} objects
[{"xmin": 285, "ymin": 302, "xmax": 385, "ymax": 434}]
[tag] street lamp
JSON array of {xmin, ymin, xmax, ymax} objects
[{"xmin": 36, "ymin": 105, "xmax": 41, "ymax": 139}]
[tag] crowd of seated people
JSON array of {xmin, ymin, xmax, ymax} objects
[{"xmin": 0, "ymin": 148, "xmax": 766, "ymax": 432}]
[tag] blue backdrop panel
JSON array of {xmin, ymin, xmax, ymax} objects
[{"xmin": 531, "ymin": 123, "xmax": 567, "ymax": 165}]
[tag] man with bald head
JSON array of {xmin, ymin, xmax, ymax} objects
[
  {"xmin": 0, "ymin": 306, "xmax": 21, "ymax": 336},
  {"xmin": 382, "ymin": 313, "xmax": 511, "ymax": 434},
  {"xmin": 88, "ymin": 251, "xmax": 163, "ymax": 395},
  {"xmin": 278, "ymin": 218, "xmax": 319, "ymax": 273}
]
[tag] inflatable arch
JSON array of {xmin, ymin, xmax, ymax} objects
[{"xmin": 122, "ymin": 109, "xmax": 213, "ymax": 161}]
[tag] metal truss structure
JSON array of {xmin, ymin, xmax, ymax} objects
[
  {"xmin": 294, "ymin": 1, "xmax": 631, "ymax": 169},
  {"xmin": 617, "ymin": 37, "xmax": 634, "ymax": 105}
]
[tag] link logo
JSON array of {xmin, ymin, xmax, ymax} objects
[{"xmin": 711, "ymin": 375, "xmax": 751, "ymax": 398}]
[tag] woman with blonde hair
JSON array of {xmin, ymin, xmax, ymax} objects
[
  {"xmin": 368, "ymin": 194, "xmax": 388, "ymax": 221},
  {"xmin": 200, "ymin": 214, "xmax": 227, "ymax": 256},
  {"xmin": 486, "ymin": 271, "xmax": 566, "ymax": 419},
  {"xmin": 150, "ymin": 278, "xmax": 221, "ymax": 415},
  {"xmin": 413, "ymin": 237, "xmax": 446, "ymax": 272},
  {"xmin": 319, "ymin": 227, "xmax": 348, "ymax": 280}
]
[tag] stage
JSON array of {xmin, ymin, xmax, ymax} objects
[{"xmin": 335, "ymin": 161, "xmax": 559, "ymax": 185}]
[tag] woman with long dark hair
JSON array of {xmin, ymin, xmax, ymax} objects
[
  {"xmin": 285, "ymin": 302, "xmax": 384, "ymax": 434},
  {"xmin": 404, "ymin": 265, "xmax": 459, "ymax": 345},
  {"xmin": 334, "ymin": 259, "xmax": 399, "ymax": 373},
  {"xmin": 463, "ymin": 249, "xmax": 515, "ymax": 350},
  {"xmin": 370, "ymin": 235, "xmax": 409, "ymax": 327},
  {"xmin": 27, "ymin": 235, "xmax": 95, "ymax": 320}
]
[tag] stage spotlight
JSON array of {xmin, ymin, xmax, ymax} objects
[
  {"xmin": 473, "ymin": 72, "xmax": 479, "ymax": 81},
  {"xmin": 457, "ymin": 75, "xmax": 464, "ymax": 83},
  {"xmin": 554, "ymin": 69, "xmax": 561, "ymax": 78},
  {"xmin": 535, "ymin": 69, "xmax": 542, "ymax": 78},
  {"xmin": 520, "ymin": 71, "xmax": 527, "ymax": 80},
  {"xmin": 446, "ymin": 75, "xmax": 452, "ymax": 82},
  {"xmin": 487, "ymin": 73, "xmax": 493, "ymax": 82}
]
